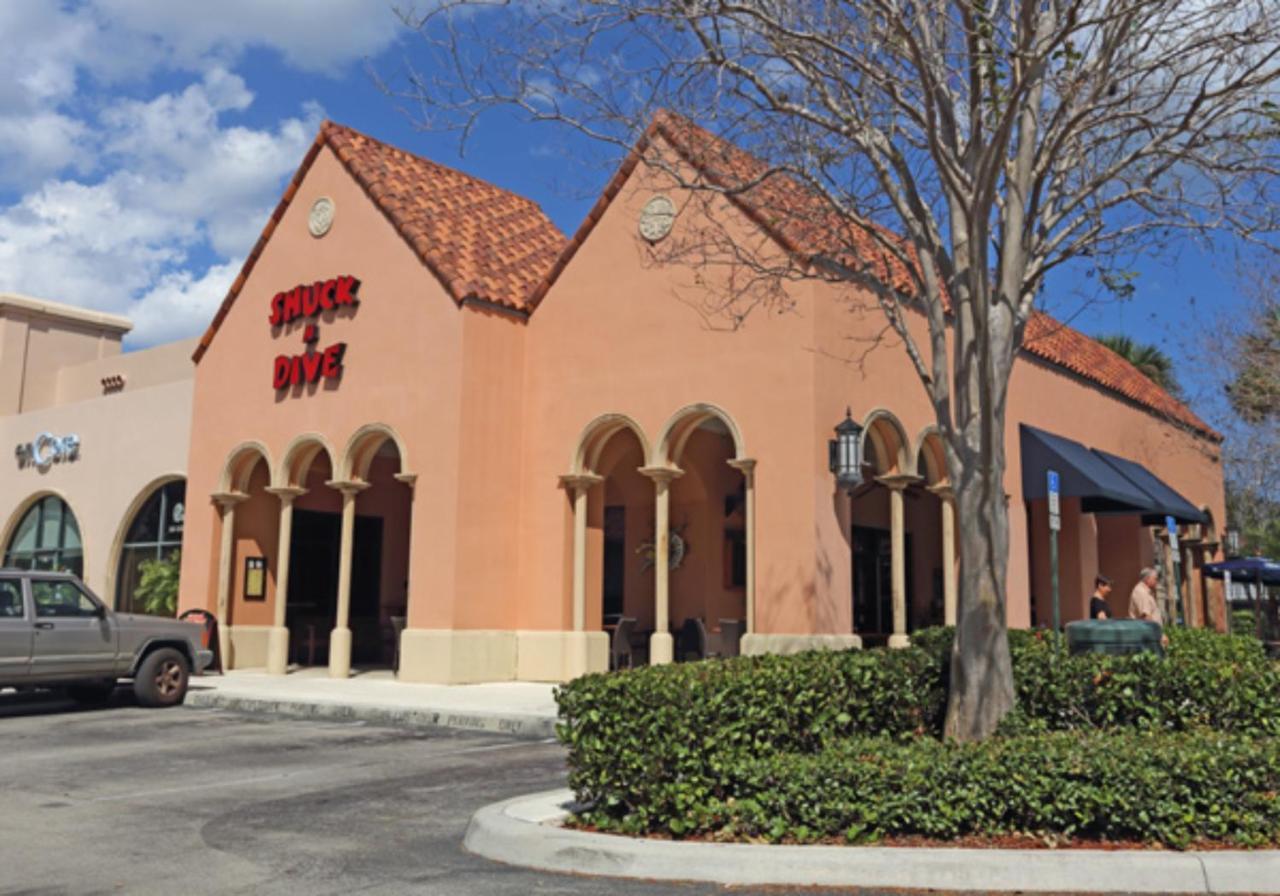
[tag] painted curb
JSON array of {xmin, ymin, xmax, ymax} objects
[
  {"xmin": 464, "ymin": 789, "xmax": 1280, "ymax": 893},
  {"xmin": 184, "ymin": 691, "xmax": 557, "ymax": 740}
]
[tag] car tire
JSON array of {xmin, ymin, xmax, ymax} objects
[
  {"xmin": 67, "ymin": 680, "xmax": 115, "ymax": 706},
  {"xmin": 134, "ymin": 648, "xmax": 190, "ymax": 708}
]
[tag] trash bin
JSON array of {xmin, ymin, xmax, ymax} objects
[{"xmin": 1065, "ymin": 619, "xmax": 1163, "ymax": 657}]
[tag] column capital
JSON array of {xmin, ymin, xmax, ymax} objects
[
  {"xmin": 726, "ymin": 457, "xmax": 757, "ymax": 478},
  {"xmin": 638, "ymin": 465, "xmax": 684, "ymax": 484},
  {"xmin": 325, "ymin": 479, "xmax": 370, "ymax": 496},
  {"xmin": 393, "ymin": 472, "xmax": 418, "ymax": 489},
  {"xmin": 210, "ymin": 490, "xmax": 248, "ymax": 508},
  {"xmin": 265, "ymin": 485, "xmax": 307, "ymax": 503},
  {"xmin": 558, "ymin": 472, "xmax": 603, "ymax": 494},
  {"xmin": 877, "ymin": 473, "xmax": 922, "ymax": 491},
  {"xmin": 927, "ymin": 483, "xmax": 955, "ymax": 501}
]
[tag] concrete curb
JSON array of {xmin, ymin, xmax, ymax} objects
[
  {"xmin": 184, "ymin": 691, "xmax": 557, "ymax": 741},
  {"xmin": 464, "ymin": 789, "xmax": 1280, "ymax": 893}
]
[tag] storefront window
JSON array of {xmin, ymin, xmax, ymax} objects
[
  {"xmin": 4, "ymin": 496, "xmax": 84, "ymax": 578},
  {"xmin": 116, "ymin": 480, "xmax": 186, "ymax": 615}
]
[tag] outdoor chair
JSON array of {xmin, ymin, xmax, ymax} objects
[
  {"xmin": 678, "ymin": 617, "xmax": 709, "ymax": 661},
  {"xmin": 716, "ymin": 618, "xmax": 745, "ymax": 657},
  {"xmin": 390, "ymin": 615, "xmax": 407, "ymax": 673},
  {"xmin": 610, "ymin": 616, "xmax": 637, "ymax": 670}
]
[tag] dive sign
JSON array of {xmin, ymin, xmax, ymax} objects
[{"xmin": 269, "ymin": 276, "xmax": 360, "ymax": 390}]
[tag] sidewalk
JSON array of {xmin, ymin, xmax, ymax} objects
[{"xmin": 185, "ymin": 669, "xmax": 559, "ymax": 740}]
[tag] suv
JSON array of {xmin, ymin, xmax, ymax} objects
[{"xmin": 0, "ymin": 569, "xmax": 213, "ymax": 707}]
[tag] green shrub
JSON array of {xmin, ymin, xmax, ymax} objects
[
  {"xmin": 1233, "ymin": 608, "xmax": 1261, "ymax": 637},
  {"xmin": 572, "ymin": 732, "xmax": 1280, "ymax": 849}
]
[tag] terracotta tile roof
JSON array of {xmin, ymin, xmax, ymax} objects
[
  {"xmin": 544, "ymin": 110, "xmax": 1216, "ymax": 441},
  {"xmin": 194, "ymin": 121, "xmax": 565, "ymax": 362}
]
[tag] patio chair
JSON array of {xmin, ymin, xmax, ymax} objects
[
  {"xmin": 678, "ymin": 617, "xmax": 709, "ymax": 661},
  {"xmin": 390, "ymin": 615, "xmax": 407, "ymax": 673},
  {"xmin": 717, "ymin": 618, "xmax": 745, "ymax": 657},
  {"xmin": 610, "ymin": 616, "xmax": 637, "ymax": 670}
]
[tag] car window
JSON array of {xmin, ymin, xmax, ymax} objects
[
  {"xmin": 0, "ymin": 578, "xmax": 23, "ymax": 619},
  {"xmin": 31, "ymin": 580, "xmax": 101, "ymax": 619}
]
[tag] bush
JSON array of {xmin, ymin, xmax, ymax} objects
[{"xmin": 572, "ymin": 732, "xmax": 1280, "ymax": 849}]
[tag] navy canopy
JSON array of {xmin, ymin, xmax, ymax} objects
[
  {"xmin": 1020, "ymin": 425, "xmax": 1208, "ymax": 524},
  {"xmin": 1203, "ymin": 557, "xmax": 1280, "ymax": 586}
]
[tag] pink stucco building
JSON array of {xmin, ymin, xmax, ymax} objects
[{"xmin": 163, "ymin": 114, "xmax": 1227, "ymax": 682}]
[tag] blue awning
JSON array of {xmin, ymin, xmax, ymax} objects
[
  {"xmin": 1203, "ymin": 557, "xmax": 1280, "ymax": 585},
  {"xmin": 1019, "ymin": 425, "xmax": 1208, "ymax": 524}
]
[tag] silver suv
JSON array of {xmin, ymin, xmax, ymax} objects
[{"xmin": 0, "ymin": 569, "xmax": 213, "ymax": 707}]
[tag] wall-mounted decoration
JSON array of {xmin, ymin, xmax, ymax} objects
[
  {"xmin": 15, "ymin": 432, "xmax": 80, "ymax": 471},
  {"xmin": 308, "ymin": 197, "xmax": 335, "ymax": 237},
  {"xmin": 637, "ymin": 524, "xmax": 687, "ymax": 572},
  {"xmin": 638, "ymin": 195, "xmax": 676, "ymax": 242},
  {"xmin": 244, "ymin": 556, "xmax": 267, "ymax": 601}
]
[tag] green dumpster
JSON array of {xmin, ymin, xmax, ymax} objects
[{"xmin": 1065, "ymin": 619, "xmax": 1164, "ymax": 657}]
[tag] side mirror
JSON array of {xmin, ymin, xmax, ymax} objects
[{"xmin": 93, "ymin": 604, "xmax": 107, "ymax": 620}]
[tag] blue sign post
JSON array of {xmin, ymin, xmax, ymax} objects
[
  {"xmin": 1048, "ymin": 471, "xmax": 1061, "ymax": 635},
  {"xmin": 1166, "ymin": 515, "xmax": 1185, "ymax": 626}
]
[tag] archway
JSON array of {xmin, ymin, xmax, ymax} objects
[
  {"xmin": 3, "ymin": 493, "xmax": 84, "ymax": 578},
  {"xmin": 213, "ymin": 443, "xmax": 276, "ymax": 669},
  {"xmin": 113, "ymin": 477, "xmax": 186, "ymax": 615}
]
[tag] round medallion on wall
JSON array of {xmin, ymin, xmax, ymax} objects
[
  {"xmin": 308, "ymin": 197, "xmax": 335, "ymax": 238},
  {"xmin": 638, "ymin": 195, "xmax": 676, "ymax": 242}
]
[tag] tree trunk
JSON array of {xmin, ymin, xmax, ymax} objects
[{"xmin": 944, "ymin": 451, "xmax": 1016, "ymax": 741}]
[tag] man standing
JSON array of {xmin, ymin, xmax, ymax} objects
[
  {"xmin": 1129, "ymin": 567, "xmax": 1162, "ymax": 624},
  {"xmin": 1089, "ymin": 575, "xmax": 1114, "ymax": 620}
]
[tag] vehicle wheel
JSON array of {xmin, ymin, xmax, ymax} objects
[
  {"xmin": 134, "ymin": 648, "xmax": 190, "ymax": 708},
  {"xmin": 67, "ymin": 681, "xmax": 115, "ymax": 706}
]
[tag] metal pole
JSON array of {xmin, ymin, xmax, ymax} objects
[
  {"xmin": 1050, "ymin": 528, "xmax": 1060, "ymax": 635},
  {"xmin": 1172, "ymin": 553, "xmax": 1186, "ymax": 627}
]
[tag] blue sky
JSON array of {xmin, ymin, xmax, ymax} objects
[{"xmin": 0, "ymin": 1, "xmax": 1247, "ymax": 423}]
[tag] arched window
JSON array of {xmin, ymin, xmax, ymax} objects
[
  {"xmin": 4, "ymin": 496, "xmax": 83, "ymax": 577},
  {"xmin": 116, "ymin": 480, "xmax": 186, "ymax": 615}
]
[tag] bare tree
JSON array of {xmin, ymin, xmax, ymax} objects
[{"xmin": 391, "ymin": 0, "xmax": 1280, "ymax": 739}]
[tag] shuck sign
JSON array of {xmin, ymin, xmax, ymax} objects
[
  {"xmin": 15, "ymin": 433, "xmax": 80, "ymax": 471},
  {"xmin": 269, "ymin": 275, "xmax": 360, "ymax": 391}
]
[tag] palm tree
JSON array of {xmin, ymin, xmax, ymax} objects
[{"xmin": 1096, "ymin": 333, "xmax": 1182, "ymax": 397}]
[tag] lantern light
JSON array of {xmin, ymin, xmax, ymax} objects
[{"xmin": 829, "ymin": 407, "xmax": 864, "ymax": 491}]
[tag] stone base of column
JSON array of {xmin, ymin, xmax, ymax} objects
[
  {"xmin": 887, "ymin": 633, "xmax": 912, "ymax": 649},
  {"xmin": 649, "ymin": 631, "xmax": 674, "ymax": 665},
  {"xmin": 329, "ymin": 626, "xmax": 352, "ymax": 678},
  {"xmin": 265, "ymin": 625, "xmax": 290, "ymax": 676},
  {"xmin": 740, "ymin": 633, "xmax": 862, "ymax": 656}
]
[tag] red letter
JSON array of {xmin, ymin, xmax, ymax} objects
[
  {"xmin": 272, "ymin": 356, "xmax": 291, "ymax": 389},
  {"xmin": 283, "ymin": 287, "xmax": 302, "ymax": 323},
  {"xmin": 321, "ymin": 342, "xmax": 346, "ymax": 379},
  {"xmin": 290, "ymin": 355, "xmax": 302, "ymax": 386},
  {"xmin": 269, "ymin": 292, "xmax": 285, "ymax": 326},
  {"xmin": 301, "ymin": 351, "xmax": 323, "ymax": 383},
  {"xmin": 301, "ymin": 285, "xmax": 319, "ymax": 318},
  {"xmin": 319, "ymin": 278, "xmax": 337, "ymax": 310},
  {"xmin": 334, "ymin": 276, "xmax": 360, "ymax": 306}
]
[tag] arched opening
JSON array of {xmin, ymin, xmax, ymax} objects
[
  {"xmin": 227, "ymin": 453, "xmax": 278, "ymax": 666},
  {"xmin": 4, "ymin": 494, "xmax": 84, "ymax": 577},
  {"xmin": 114, "ymin": 478, "xmax": 186, "ymax": 615},
  {"xmin": 335, "ymin": 425, "xmax": 413, "ymax": 673},
  {"xmin": 279, "ymin": 437, "xmax": 341, "ymax": 669}
]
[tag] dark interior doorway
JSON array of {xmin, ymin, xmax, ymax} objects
[
  {"xmin": 603, "ymin": 506, "xmax": 625, "ymax": 621},
  {"xmin": 852, "ymin": 525, "xmax": 913, "ymax": 647},
  {"xmin": 287, "ymin": 509, "xmax": 385, "ymax": 666}
]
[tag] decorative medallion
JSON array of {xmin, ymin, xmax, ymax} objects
[
  {"xmin": 308, "ymin": 197, "xmax": 335, "ymax": 237},
  {"xmin": 638, "ymin": 194, "xmax": 676, "ymax": 242},
  {"xmin": 637, "ymin": 526, "xmax": 688, "ymax": 572}
]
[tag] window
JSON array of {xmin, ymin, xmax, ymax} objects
[
  {"xmin": 116, "ymin": 480, "xmax": 185, "ymax": 615},
  {"xmin": 31, "ymin": 580, "xmax": 100, "ymax": 618},
  {"xmin": 4, "ymin": 496, "xmax": 83, "ymax": 578},
  {"xmin": 0, "ymin": 577, "xmax": 24, "ymax": 619}
]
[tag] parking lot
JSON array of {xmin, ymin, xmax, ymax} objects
[{"xmin": 1, "ymin": 690, "xmax": 885, "ymax": 896}]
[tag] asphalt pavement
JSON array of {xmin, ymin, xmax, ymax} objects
[{"xmin": 0, "ymin": 688, "xmax": 853, "ymax": 896}]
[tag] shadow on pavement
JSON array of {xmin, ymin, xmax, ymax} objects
[{"xmin": 0, "ymin": 685, "xmax": 142, "ymax": 718}]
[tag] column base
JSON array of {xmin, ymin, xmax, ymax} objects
[
  {"xmin": 225, "ymin": 625, "xmax": 271, "ymax": 669},
  {"xmin": 887, "ymin": 633, "xmax": 912, "ymax": 649},
  {"xmin": 398, "ymin": 629, "xmax": 517, "ymax": 683},
  {"xmin": 265, "ymin": 625, "xmax": 290, "ymax": 675},
  {"xmin": 649, "ymin": 631, "xmax": 674, "ymax": 665},
  {"xmin": 740, "ymin": 633, "xmax": 863, "ymax": 656},
  {"xmin": 329, "ymin": 626, "xmax": 352, "ymax": 678}
]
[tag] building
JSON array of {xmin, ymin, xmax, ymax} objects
[
  {"xmin": 1, "ymin": 114, "xmax": 1227, "ymax": 684},
  {"xmin": 0, "ymin": 293, "xmax": 194, "ymax": 613}
]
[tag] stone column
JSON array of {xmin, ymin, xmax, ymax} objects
[
  {"xmin": 879, "ymin": 475, "xmax": 918, "ymax": 649},
  {"xmin": 931, "ymin": 485, "xmax": 958, "ymax": 627},
  {"xmin": 727, "ymin": 458, "xmax": 757, "ymax": 633},
  {"xmin": 211, "ymin": 491, "xmax": 248, "ymax": 669},
  {"xmin": 326, "ymin": 479, "xmax": 369, "ymax": 679},
  {"xmin": 558, "ymin": 473, "xmax": 603, "ymax": 632},
  {"xmin": 640, "ymin": 466, "xmax": 683, "ymax": 665},
  {"xmin": 264, "ymin": 486, "xmax": 306, "ymax": 675}
]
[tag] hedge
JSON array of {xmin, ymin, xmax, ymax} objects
[
  {"xmin": 555, "ymin": 626, "xmax": 1280, "ymax": 844},
  {"xmin": 572, "ymin": 731, "xmax": 1280, "ymax": 849}
]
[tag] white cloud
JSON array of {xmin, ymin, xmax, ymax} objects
[{"xmin": 128, "ymin": 261, "xmax": 242, "ymax": 346}]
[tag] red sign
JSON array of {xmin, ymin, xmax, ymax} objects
[{"xmin": 269, "ymin": 276, "xmax": 360, "ymax": 390}]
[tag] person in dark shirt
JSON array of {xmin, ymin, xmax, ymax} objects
[{"xmin": 1089, "ymin": 575, "xmax": 1114, "ymax": 620}]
